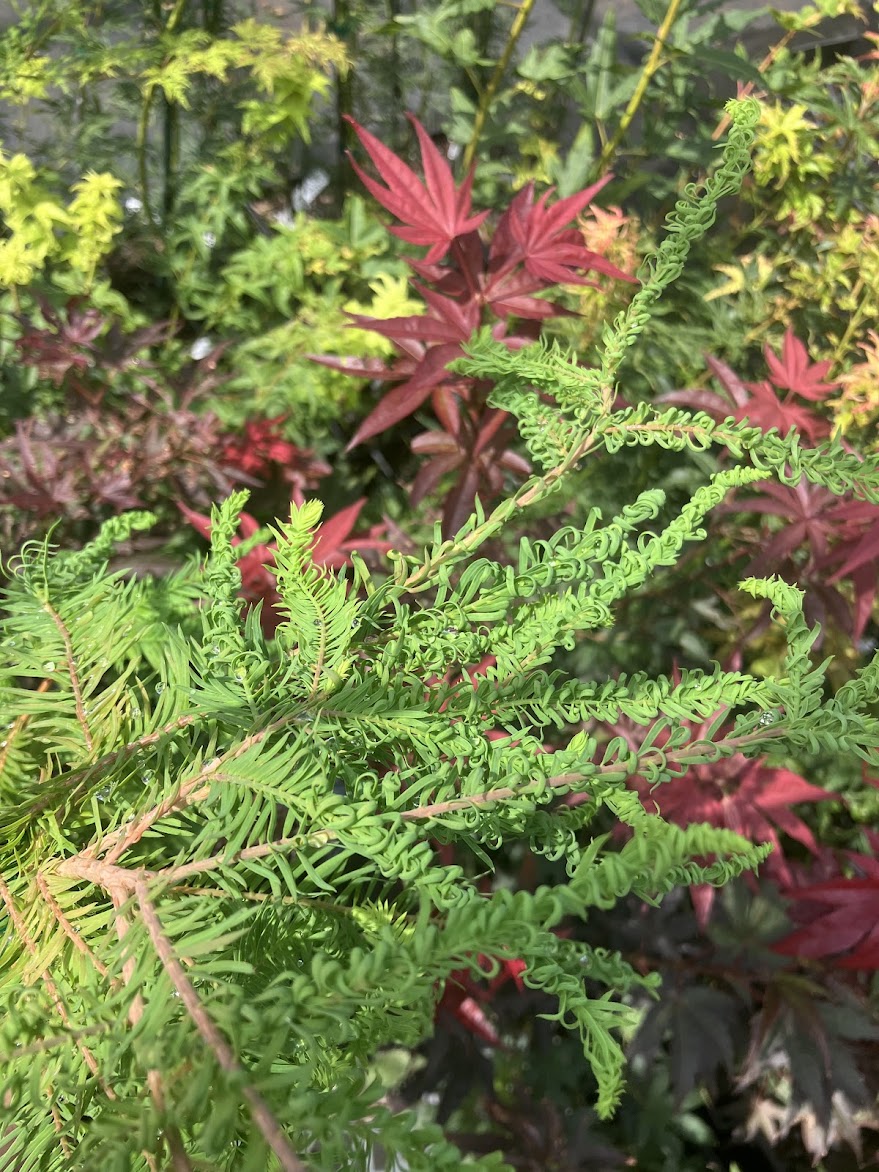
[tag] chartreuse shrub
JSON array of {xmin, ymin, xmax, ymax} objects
[
  {"xmin": 0, "ymin": 2, "xmax": 346, "ymax": 225},
  {"xmin": 3, "ymin": 99, "xmax": 879, "ymax": 1170},
  {"xmin": 0, "ymin": 150, "xmax": 124, "ymax": 299}
]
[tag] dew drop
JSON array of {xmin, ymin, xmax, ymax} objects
[
  {"xmin": 443, "ymin": 627, "xmax": 459, "ymax": 636},
  {"xmin": 155, "ymin": 683, "xmax": 165, "ymax": 695},
  {"xmin": 42, "ymin": 661, "xmax": 56, "ymax": 672},
  {"xmin": 131, "ymin": 707, "xmax": 141, "ymax": 718},
  {"xmin": 211, "ymin": 644, "xmax": 221, "ymax": 656}
]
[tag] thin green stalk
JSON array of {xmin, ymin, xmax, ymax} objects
[
  {"xmin": 385, "ymin": 0, "xmax": 404, "ymax": 150},
  {"xmin": 136, "ymin": 0, "xmax": 188, "ymax": 224},
  {"xmin": 593, "ymin": 0, "xmax": 684, "ymax": 178},
  {"xmin": 462, "ymin": 0, "xmax": 537, "ymax": 172},
  {"xmin": 829, "ymin": 276, "xmax": 868, "ymax": 369},
  {"xmin": 568, "ymin": 0, "xmax": 598, "ymax": 60},
  {"xmin": 136, "ymin": 90, "xmax": 155, "ymax": 224},
  {"xmin": 334, "ymin": 0, "xmax": 356, "ymax": 207},
  {"xmin": 162, "ymin": 98, "xmax": 180, "ymax": 217}
]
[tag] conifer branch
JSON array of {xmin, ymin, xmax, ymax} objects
[
  {"xmin": 109, "ymin": 885, "xmax": 192, "ymax": 1171},
  {"xmin": 134, "ymin": 880, "xmax": 309, "ymax": 1172},
  {"xmin": 35, "ymin": 872, "xmax": 113, "ymax": 982},
  {"xmin": 0, "ymin": 678, "xmax": 51, "ymax": 776},
  {"xmin": 43, "ymin": 600, "xmax": 94, "ymax": 753},
  {"xmin": 0, "ymin": 877, "xmax": 113, "ymax": 1096}
]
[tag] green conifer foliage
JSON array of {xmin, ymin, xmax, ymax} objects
[{"xmin": 2, "ymin": 100, "xmax": 879, "ymax": 1170}]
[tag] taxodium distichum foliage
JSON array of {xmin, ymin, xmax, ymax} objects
[{"xmin": 2, "ymin": 99, "xmax": 879, "ymax": 1171}]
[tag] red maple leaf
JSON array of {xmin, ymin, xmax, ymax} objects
[
  {"xmin": 764, "ymin": 329, "xmax": 838, "ymax": 400},
  {"xmin": 344, "ymin": 113, "xmax": 489, "ymax": 262},
  {"xmin": 732, "ymin": 378, "xmax": 831, "ymax": 445},
  {"xmin": 220, "ymin": 415, "xmax": 331, "ymax": 485},
  {"xmin": 313, "ymin": 114, "xmax": 635, "ymax": 536},
  {"xmin": 410, "ymin": 395, "xmax": 531, "ymax": 535},
  {"xmin": 775, "ymin": 878, "xmax": 879, "ymax": 969},
  {"xmin": 658, "ymin": 333, "xmax": 836, "ymax": 447},
  {"xmin": 491, "ymin": 180, "xmax": 637, "ymax": 286},
  {"xmin": 714, "ymin": 482, "xmax": 879, "ymax": 641}
]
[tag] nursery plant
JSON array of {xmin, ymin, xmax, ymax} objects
[
  {"xmin": 312, "ymin": 111, "xmax": 636, "ymax": 537},
  {"xmin": 3, "ymin": 98, "xmax": 879, "ymax": 1170}
]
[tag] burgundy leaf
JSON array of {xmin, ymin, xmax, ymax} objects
[
  {"xmin": 703, "ymin": 354, "xmax": 754, "ymax": 409},
  {"xmin": 443, "ymin": 459, "xmax": 483, "ymax": 537},
  {"xmin": 344, "ymin": 114, "xmax": 489, "ymax": 262},
  {"xmin": 655, "ymin": 387, "xmax": 734, "ymax": 418},
  {"xmin": 307, "ymin": 354, "xmax": 400, "ymax": 380},
  {"xmin": 410, "ymin": 430, "xmax": 460, "ymax": 456},
  {"xmin": 410, "ymin": 451, "xmax": 463, "ymax": 506},
  {"xmin": 827, "ymin": 518, "xmax": 879, "ymax": 581},
  {"xmin": 345, "ymin": 343, "xmax": 463, "ymax": 450},
  {"xmin": 764, "ymin": 329, "xmax": 839, "ymax": 401},
  {"xmin": 775, "ymin": 878, "xmax": 879, "ymax": 968},
  {"xmin": 346, "ymin": 312, "xmax": 466, "ymax": 345}
]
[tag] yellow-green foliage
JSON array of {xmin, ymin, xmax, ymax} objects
[
  {"xmin": 0, "ymin": 14, "xmax": 346, "ymax": 153},
  {"xmin": 225, "ymin": 274, "xmax": 424, "ymax": 435},
  {"xmin": 0, "ymin": 151, "xmax": 122, "ymax": 289},
  {"xmin": 704, "ymin": 24, "xmax": 879, "ymax": 393},
  {"xmin": 140, "ymin": 20, "xmax": 347, "ymax": 148},
  {"xmin": 752, "ymin": 101, "xmax": 836, "ymax": 227}
]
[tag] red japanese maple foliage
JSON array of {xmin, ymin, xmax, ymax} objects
[
  {"xmin": 219, "ymin": 415, "xmax": 331, "ymax": 488},
  {"xmin": 662, "ymin": 332, "xmax": 879, "ymax": 641},
  {"xmin": 775, "ymin": 876, "xmax": 879, "ymax": 969},
  {"xmin": 311, "ymin": 114, "xmax": 635, "ymax": 537},
  {"xmin": 774, "ymin": 819, "xmax": 879, "ymax": 969},
  {"xmin": 658, "ymin": 329, "xmax": 838, "ymax": 446},
  {"xmin": 714, "ymin": 479, "xmax": 879, "ymax": 641}
]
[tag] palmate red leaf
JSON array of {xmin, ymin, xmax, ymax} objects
[
  {"xmin": 345, "ymin": 311, "xmax": 465, "ymax": 346},
  {"xmin": 492, "ymin": 181, "xmax": 636, "ymax": 286},
  {"xmin": 703, "ymin": 355, "xmax": 753, "ymax": 409},
  {"xmin": 481, "ymin": 268, "xmax": 575, "ymax": 320},
  {"xmin": 734, "ymin": 379, "xmax": 831, "ymax": 445},
  {"xmin": 764, "ymin": 329, "xmax": 839, "ymax": 401},
  {"xmin": 307, "ymin": 353, "xmax": 400, "ymax": 380},
  {"xmin": 414, "ymin": 286, "xmax": 481, "ymax": 336},
  {"xmin": 344, "ymin": 114, "xmax": 489, "ymax": 262},
  {"xmin": 827, "ymin": 518, "xmax": 879, "ymax": 581},
  {"xmin": 655, "ymin": 387, "xmax": 735, "ymax": 417},
  {"xmin": 775, "ymin": 878, "xmax": 879, "ymax": 968},
  {"xmin": 344, "ymin": 343, "xmax": 464, "ymax": 451},
  {"xmin": 310, "ymin": 496, "xmax": 392, "ymax": 569},
  {"xmin": 410, "ymin": 450, "xmax": 462, "ymax": 506}
]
